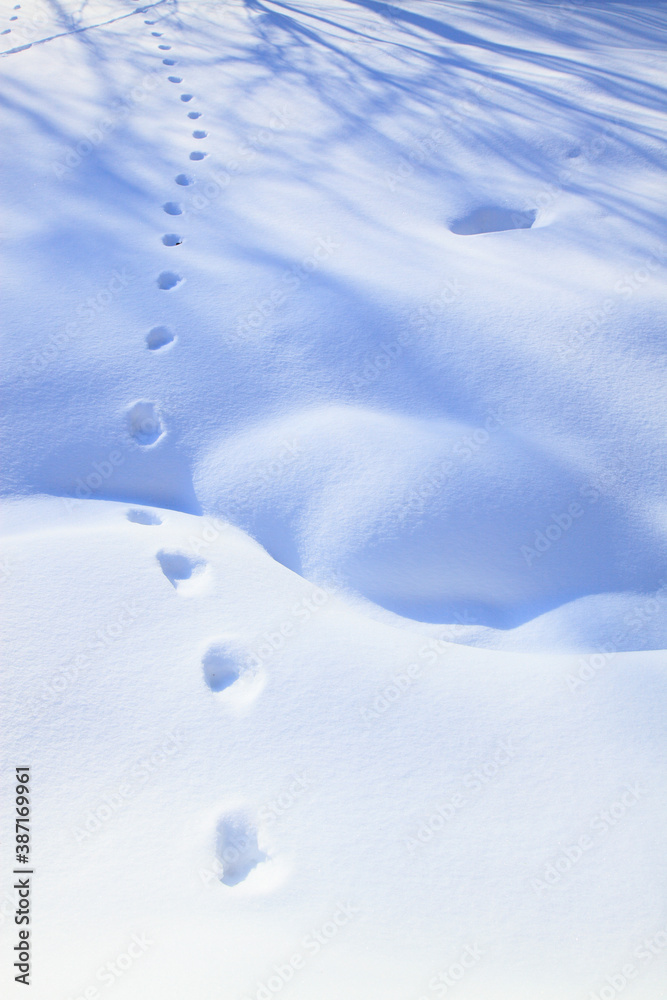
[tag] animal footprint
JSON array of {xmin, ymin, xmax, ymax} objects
[
  {"xmin": 127, "ymin": 400, "xmax": 164, "ymax": 446},
  {"xmin": 163, "ymin": 58, "xmax": 177, "ymax": 65},
  {"xmin": 157, "ymin": 550, "xmax": 207, "ymax": 590},
  {"xmin": 146, "ymin": 326, "xmax": 175, "ymax": 350},
  {"xmin": 189, "ymin": 151, "xmax": 207, "ymax": 160},
  {"xmin": 215, "ymin": 813, "xmax": 267, "ymax": 887},
  {"xmin": 162, "ymin": 234, "xmax": 182, "ymax": 246},
  {"xmin": 192, "ymin": 130, "xmax": 207, "ymax": 139},
  {"xmin": 168, "ymin": 76, "xmax": 183, "ymax": 83},
  {"xmin": 175, "ymin": 173, "xmax": 193, "ymax": 186},
  {"xmin": 158, "ymin": 44, "xmax": 171, "ymax": 50},
  {"xmin": 163, "ymin": 201, "xmax": 183, "ymax": 215},
  {"xmin": 202, "ymin": 642, "xmax": 243, "ymax": 693},
  {"xmin": 151, "ymin": 31, "xmax": 163, "ymax": 36},
  {"xmin": 449, "ymin": 206, "xmax": 537, "ymax": 236},
  {"xmin": 180, "ymin": 93, "xmax": 193, "ymax": 102},
  {"xmin": 188, "ymin": 111, "xmax": 202, "ymax": 120},
  {"xmin": 157, "ymin": 270, "xmax": 182, "ymax": 290},
  {"xmin": 127, "ymin": 508, "xmax": 162, "ymax": 525}
]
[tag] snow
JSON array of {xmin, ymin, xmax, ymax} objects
[{"xmin": 1, "ymin": 0, "xmax": 666, "ymax": 997}]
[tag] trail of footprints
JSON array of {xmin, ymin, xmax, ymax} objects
[
  {"xmin": 126, "ymin": 16, "xmax": 212, "ymax": 446},
  {"xmin": 2, "ymin": 4, "xmax": 20, "ymax": 36},
  {"xmin": 126, "ymin": 505, "xmax": 268, "ymax": 887},
  {"xmin": 121, "ymin": 21, "xmax": 272, "ymax": 893}
]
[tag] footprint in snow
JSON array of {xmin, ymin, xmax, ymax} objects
[
  {"xmin": 162, "ymin": 234, "xmax": 182, "ymax": 246},
  {"xmin": 127, "ymin": 400, "xmax": 164, "ymax": 445},
  {"xmin": 192, "ymin": 130, "xmax": 207, "ymax": 139},
  {"xmin": 157, "ymin": 550, "xmax": 207, "ymax": 589},
  {"xmin": 151, "ymin": 31, "xmax": 162, "ymax": 36},
  {"xmin": 157, "ymin": 271, "xmax": 182, "ymax": 290},
  {"xmin": 127, "ymin": 508, "xmax": 162, "ymax": 525},
  {"xmin": 180, "ymin": 93, "xmax": 194, "ymax": 102},
  {"xmin": 175, "ymin": 173, "xmax": 194, "ymax": 186},
  {"xmin": 163, "ymin": 201, "xmax": 183, "ymax": 215},
  {"xmin": 202, "ymin": 641, "xmax": 244, "ymax": 693},
  {"xmin": 163, "ymin": 58, "xmax": 177, "ymax": 65},
  {"xmin": 189, "ymin": 151, "xmax": 206, "ymax": 160},
  {"xmin": 215, "ymin": 813, "xmax": 267, "ymax": 887},
  {"xmin": 449, "ymin": 205, "xmax": 537, "ymax": 235},
  {"xmin": 187, "ymin": 111, "xmax": 202, "ymax": 120},
  {"xmin": 158, "ymin": 44, "xmax": 171, "ymax": 50},
  {"xmin": 146, "ymin": 326, "xmax": 175, "ymax": 350},
  {"xmin": 168, "ymin": 76, "xmax": 182, "ymax": 83}
]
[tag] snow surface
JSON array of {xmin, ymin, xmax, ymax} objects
[{"xmin": 1, "ymin": 0, "xmax": 666, "ymax": 997}]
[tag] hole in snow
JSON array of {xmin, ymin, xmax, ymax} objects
[
  {"xmin": 175, "ymin": 174, "xmax": 193, "ymax": 186},
  {"xmin": 449, "ymin": 206, "xmax": 537, "ymax": 235},
  {"xmin": 162, "ymin": 234, "xmax": 182, "ymax": 246},
  {"xmin": 127, "ymin": 400, "xmax": 163, "ymax": 445},
  {"xmin": 202, "ymin": 643, "xmax": 242, "ymax": 693},
  {"xmin": 146, "ymin": 326, "xmax": 175, "ymax": 350},
  {"xmin": 163, "ymin": 201, "xmax": 182, "ymax": 215},
  {"xmin": 127, "ymin": 508, "xmax": 162, "ymax": 525},
  {"xmin": 157, "ymin": 271, "xmax": 182, "ymax": 290},
  {"xmin": 157, "ymin": 550, "xmax": 206, "ymax": 587},
  {"xmin": 215, "ymin": 814, "xmax": 266, "ymax": 887}
]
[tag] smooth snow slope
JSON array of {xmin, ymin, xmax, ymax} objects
[{"xmin": 1, "ymin": 0, "xmax": 666, "ymax": 997}]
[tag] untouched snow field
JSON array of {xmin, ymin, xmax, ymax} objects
[{"xmin": 1, "ymin": 0, "xmax": 666, "ymax": 996}]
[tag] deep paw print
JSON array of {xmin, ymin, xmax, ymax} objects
[
  {"xmin": 215, "ymin": 813, "xmax": 267, "ymax": 887},
  {"xmin": 127, "ymin": 508, "xmax": 162, "ymax": 525},
  {"xmin": 157, "ymin": 551, "xmax": 210, "ymax": 594},
  {"xmin": 157, "ymin": 271, "xmax": 182, "ymax": 290},
  {"xmin": 127, "ymin": 400, "xmax": 164, "ymax": 445},
  {"xmin": 146, "ymin": 326, "xmax": 175, "ymax": 351}
]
